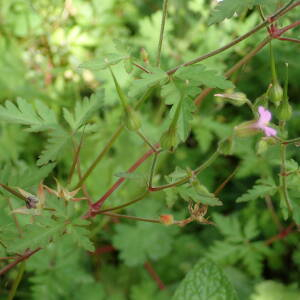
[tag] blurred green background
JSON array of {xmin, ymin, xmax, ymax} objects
[{"xmin": 0, "ymin": 0, "xmax": 300, "ymax": 299}]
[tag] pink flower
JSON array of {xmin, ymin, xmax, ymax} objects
[{"xmin": 254, "ymin": 106, "xmax": 277, "ymax": 137}]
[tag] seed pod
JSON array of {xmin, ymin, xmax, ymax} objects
[
  {"xmin": 269, "ymin": 82, "xmax": 283, "ymax": 107},
  {"xmin": 125, "ymin": 106, "xmax": 141, "ymax": 131},
  {"xmin": 160, "ymin": 127, "xmax": 178, "ymax": 152}
]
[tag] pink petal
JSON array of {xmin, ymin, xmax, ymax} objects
[
  {"xmin": 258, "ymin": 106, "xmax": 272, "ymax": 123},
  {"xmin": 264, "ymin": 126, "xmax": 277, "ymax": 137}
]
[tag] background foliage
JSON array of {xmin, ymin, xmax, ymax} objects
[{"xmin": 0, "ymin": 0, "xmax": 300, "ymax": 299}]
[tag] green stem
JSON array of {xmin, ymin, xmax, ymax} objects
[
  {"xmin": 136, "ymin": 130, "xmax": 158, "ymax": 152},
  {"xmin": 7, "ymin": 262, "xmax": 25, "ymax": 300},
  {"xmin": 97, "ymin": 191, "xmax": 149, "ymax": 213},
  {"xmin": 283, "ymin": 137, "xmax": 300, "ymax": 144},
  {"xmin": 156, "ymin": 0, "xmax": 169, "ymax": 66},
  {"xmin": 166, "ymin": 0, "xmax": 296, "ymax": 75},
  {"xmin": 148, "ymin": 152, "xmax": 159, "ymax": 188},
  {"xmin": 269, "ymin": 42, "xmax": 278, "ymax": 83},
  {"xmin": 149, "ymin": 150, "xmax": 220, "ymax": 191},
  {"xmin": 101, "ymin": 212, "xmax": 161, "ymax": 224},
  {"xmin": 280, "ymin": 143, "xmax": 292, "ymax": 214},
  {"xmin": 194, "ymin": 36, "xmax": 272, "ymax": 106},
  {"xmin": 74, "ymin": 125, "xmax": 124, "ymax": 189}
]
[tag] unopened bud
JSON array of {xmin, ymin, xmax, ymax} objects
[
  {"xmin": 160, "ymin": 214, "xmax": 174, "ymax": 225},
  {"xmin": 256, "ymin": 139, "xmax": 268, "ymax": 155},
  {"xmin": 214, "ymin": 92, "xmax": 248, "ymax": 107},
  {"xmin": 125, "ymin": 106, "xmax": 141, "ymax": 131},
  {"xmin": 160, "ymin": 127, "xmax": 178, "ymax": 152},
  {"xmin": 269, "ymin": 82, "xmax": 283, "ymax": 107},
  {"xmin": 277, "ymin": 101, "xmax": 292, "ymax": 121},
  {"xmin": 234, "ymin": 121, "xmax": 259, "ymax": 137}
]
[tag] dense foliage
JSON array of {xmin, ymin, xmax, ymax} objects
[{"xmin": 0, "ymin": 0, "xmax": 300, "ymax": 299}]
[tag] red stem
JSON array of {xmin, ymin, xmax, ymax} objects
[
  {"xmin": 0, "ymin": 248, "xmax": 40, "ymax": 276},
  {"xmin": 144, "ymin": 261, "xmax": 165, "ymax": 290},
  {"xmin": 85, "ymin": 144, "xmax": 160, "ymax": 217},
  {"xmin": 265, "ymin": 223, "xmax": 295, "ymax": 245},
  {"xmin": 90, "ymin": 245, "xmax": 115, "ymax": 255}
]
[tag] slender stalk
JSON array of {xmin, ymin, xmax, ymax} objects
[
  {"xmin": 74, "ymin": 125, "xmax": 124, "ymax": 189},
  {"xmin": 214, "ymin": 165, "xmax": 240, "ymax": 196},
  {"xmin": 194, "ymin": 36, "xmax": 272, "ymax": 106},
  {"xmin": 283, "ymin": 137, "xmax": 300, "ymax": 144},
  {"xmin": 0, "ymin": 248, "xmax": 40, "ymax": 276},
  {"xmin": 0, "ymin": 184, "xmax": 28, "ymax": 204},
  {"xmin": 96, "ymin": 191, "xmax": 149, "ymax": 214},
  {"xmin": 264, "ymin": 195, "xmax": 283, "ymax": 231},
  {"xmin": 86, "ymin": 144, "xmax": 160, "ymax": 216},
  {"xmin": 166, "ymin": 0, "xmax": 296, "ymax": 75},
  {"xmin": 149, "ymin": 150, "xmax": 219, "ymax": 191},
  {"xmin": 100, "ymin": 212, "xmax": 162, "ymax": 224},
  {"xmin": 136, "ymin": 130, "xmax": 158, "ymax": 152},
  {"xmin": 280, "ymin": 143, "xmax": 292, "ymax": 213},
  {"xmin": 144, "ymin": 262, "xmax": 165, "ymax": 290},
  {"xmin": 7, "ymin": 262, "xmax": 25, "ymax": 300},
  {"xmin": 148, "ymin": 152, "xmax": 159, "ymax": 188},
  {"xmin": 68, "ymin": 129, "xmax": 85, "ymax": 185},
  {"xmin": 156, "ymin": 0, "xmax": 169, "ymax": 66}
]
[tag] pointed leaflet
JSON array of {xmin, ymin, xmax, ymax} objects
[
  {"xmin": 0, "ymin": 98, "xmax": 58, "ymax": 132},
  {"xmin": 37, "ymin": 127, "xmax": 71, "ymax": 166},
  {"xmin": 208, "ymin": 0, "xmax": 265, "ymax": 25},
  {"xmin": 79, "ymin": 53, "xmax": 128, "ymax": 71},
  {"xmin": 63, "ymin": 89, "xmax": 104, "ymax": 131},
  {"xmin": 172, "ymin": 258, "xmax": 238, "ymax": 300},
  {"xmin": 129, "ymin": 66, "xmax": 168, "ymax": 98},
  {"xmin": 236, "ymin": 178, "xmax": 277, "ymax": 203},
  {"xmin": 175, "ymin": 64, "xmax": 234, "ymax": 89}
]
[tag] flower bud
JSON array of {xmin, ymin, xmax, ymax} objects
[
  {"xmin": 125, "ymin": 106, "xmax": 141, "ymax": 131},
  {"xmin": 160, "ymin": 127, "xmax": 178, "ymax": 152},
  {"xmin": 277, "ymin": 101, "xmax": 292, "ymax": 121},
  {"xmin": 214, "ymin": 92, "xmax": 248, "ymax": 107},
  {"xmin": 269, "ymin": 82, "xmax": 283, "ymax": 107},
  {"xmin": 218, "ymin": 137, "xmax": 234, "ymax": 155},
  {"xmin": 234, "ymin": 121, "xmax": 259, "ymax": 137},
  {"xmin": 160, "ymin": 214, "xmax": 174, "ymax": 225},
  {"xmin": 256, "ymin": 139, "xmax": 268, "ymax": 155}
]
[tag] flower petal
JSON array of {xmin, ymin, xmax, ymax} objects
[
  {"xmin": 258, "ymin": 106, "xmax": 272, "ymax": 123},
  {"xmin": 264, "ymin": 126, "xmax": 277, "ymax": 137}
]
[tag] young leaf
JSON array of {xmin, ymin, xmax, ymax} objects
[
  {"xmin": 208, "ymin": 0, "xmax": 264, "ymax": 25},
  {"xmin": 68, "ymin": 224, "xmax": 95, "ymax": 252},
  {"xmin": 8, "ymin": 220, "xmax": 66, "ymax": 254},
  {"xmin": 175, "ymin": 65, "xmax": 234, "ymax": 90},
  {"xmin": 236, "ymin": 178, "xmax": 277, "ymax": 203},
  {"xmin": 63, "ymin": 89, "xmax": 104, "ymax": 131},
  {"xmin": 0, "ymin": 98, "xmax": 58, "ymax": 132},
  {"xmin": 112, "ymin": 222, "xmax": 176, "ymax": 266},
  {"xmin": 172, "ymin": 258, "xmax": 238, "ymax": 300},
  {"xmin": 129, "ymin": 66, "xmax": 168, "ymax": 98},
  {"xmin": 37, "ymin": 128, "xmax": 71, "ymax": 166},
  {"xmin": 79, "ymin": 53, "xmax": 128, "ymax": 71}
]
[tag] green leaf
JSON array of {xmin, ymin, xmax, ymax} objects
[
  {"xmin": 79, "ymin": 53, "xmax": 128, "ymax": 71},
  {"xmin": 112, "ymin": 222, "xmax": 175, "ymax": 266},
  {"xmin": 208, "ymin": 0, "xmax": 263, "ymax": 25},
  {"xmin": 213, "ymin": 213, "xmax": 244, "ymax": 242},
  {"xmin": 236, "ymin": 178, "xmax": 277, "ymax": 203},
  {"xmin": 37, "ymin": 127, "xmax": 71, "ymax": 166},
  {"xmin": 68, "ymin": 224, "xmax": 95, "ymax": 252},
  {"xmin": 176, "ymin": 65, "xmax": 234, "ymax": 89},
  {"xmin": 63, "ymin": 89, "xmax": 104, "ymax": 131},
  {"xmin": 8, "ymin": 220, "xmax": 66, "ymax": 253},
  {"xmin": 172, "ymin": 258, "xmax": 238, "ymax": 300},
  {"xmin": 0, "ymin": 98, "xmax": 58, "ymax": 132},
  {"xmin": 178, "ymin": 185, "xmax": 222, "ymax": 206},
  {"xmin": 129, "ymin": 66, "xmax": 168, "ymax": 98},
  {"xmin": 250, "ymin": 280, "xmax": 300, "ymax": 300}
]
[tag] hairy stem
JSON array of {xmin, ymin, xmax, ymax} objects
[
  {"xmin": 156, "ymin": 0, "xmax": 169, "ymax": 66},
  {"xmin": 149, "ymin": 150, "xmax": 220, "ymax": 191},
  {"xmin": 167, "ymin": 0, "xmax": 297, "ymax": 75}
]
